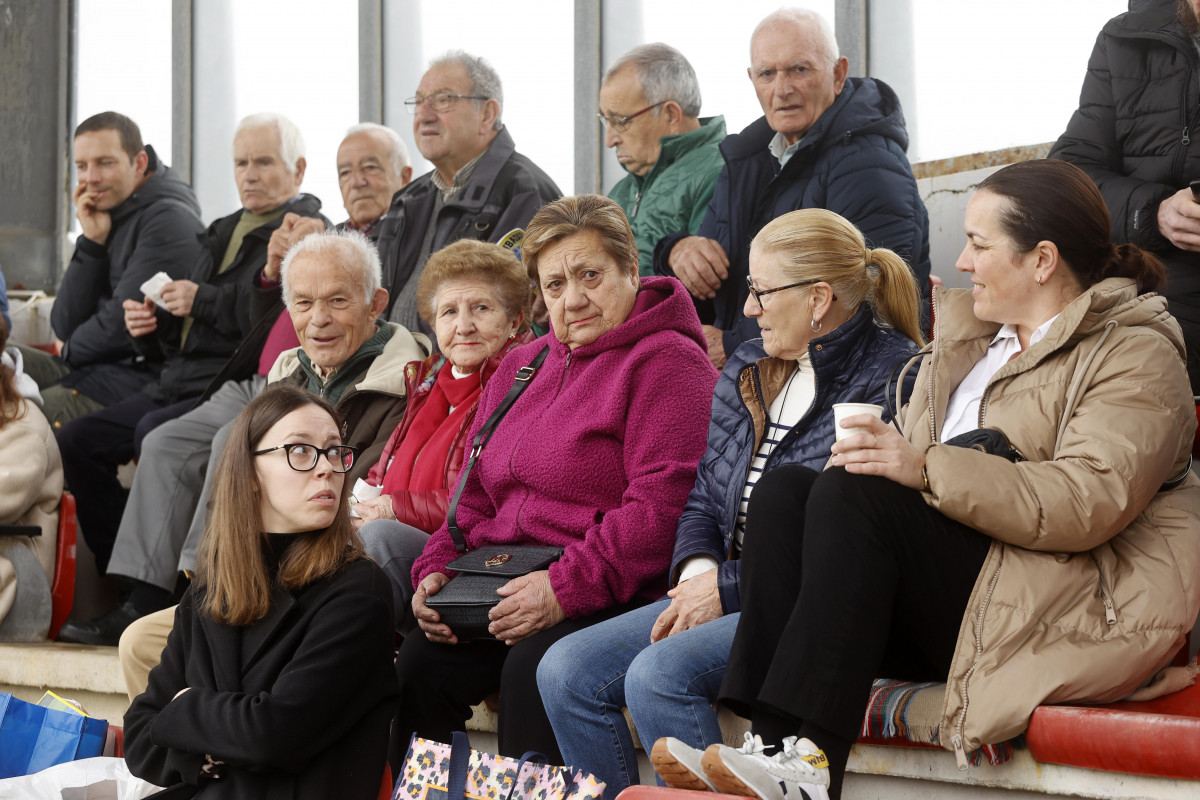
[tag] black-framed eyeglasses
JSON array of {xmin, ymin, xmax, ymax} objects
[
  {"xmin": 404, "ymin": 92, "xmax": 489, "ymax": 114},
  {"xmin": 596, "ymin": 101, "xmax": 668, "ymax": 133},
  {"xmin": 745, "ymin": 275, "xmax": 822, "ymax": 310},
  {"xmin": 253, "ymin": 443, "xmax": 358, "ymax": 473}
]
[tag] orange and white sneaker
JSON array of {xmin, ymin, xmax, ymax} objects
[
  {"xmin": 650, "ymin": 737, "xmax": 717, "ymax": 791},
  {"xmin": 702, "ymin": 733, "xmax": 831, "ymax": 800}
]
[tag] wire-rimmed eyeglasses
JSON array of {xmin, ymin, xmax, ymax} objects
[
  {"xmin": 596, "ymin": 101, "xmax": 668, "ymax": 133},
  {"xmin": 253, "ymin": 443, "xmax": 358, "ymax": 474},
  {"xmin": 745, "ymin": 275, "xmax": 822, "ymax": 310},
  {"xmin": 404, "ymin": 92, "xmax": 489, "ymax": 114}
]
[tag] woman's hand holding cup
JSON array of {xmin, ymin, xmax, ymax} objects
[{"xmin": 830, "ymin": 405, "xmax": 926, "ymax": 490}]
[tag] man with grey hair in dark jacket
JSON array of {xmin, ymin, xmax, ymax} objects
[
  {"xmin": 375, "ymin": 50, "xmax": 560, "ymax": 341},
  {"xmin": 1050, "ymin": 0, "xmax": 1200, "ymax": 393},
  {"xmin": 653, "ymin": 8, "xmax": 930, "ymax": 368}
]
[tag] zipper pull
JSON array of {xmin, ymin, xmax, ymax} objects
[
  {"xmin": 632, "ymin": 191, "xmax": 642, "ymax": 218},
  {"xmin": 1102, "ymin": 593, "xmax": 1117, "ymax": 625},
  {"xmin": 1184, "ymin": 127, "xmax": 1191, "ymax": 146},
  {"xmin": 952, "ymin": 735, "xmax": 969, "ymax": 770}
]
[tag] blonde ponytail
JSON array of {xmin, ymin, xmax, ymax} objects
[{"xmin": 870, "ymin": 250, "xmax": 925, "ymax": 346}]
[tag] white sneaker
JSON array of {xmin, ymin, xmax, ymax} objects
[
  {"xmin": 702, "ymin": 733, "xmax": 831, "ymax": 800},
  {"xmin": 650, "ymin": 736, "xmax": 716, "ymax": 791}
]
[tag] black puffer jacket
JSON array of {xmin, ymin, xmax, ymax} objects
[
  {"xmin": 1050, "ymin": 0, "xmax": 1200, "ymax": 287},
  {"xmin": 668, "ymin": 304, "xmax": 917, "ymax": 614},
  {"xmin": 1049, "ymin": 0, "xmax": 1200, "ymax": 390},
  {"xmin": 54, "ymin": 146, "xmax": 205, "ymax": 403},
  {"xmin": 135, "ymin": 194, "xmax": 325, "ymax": 405},
  {"xmin": 653, "ymin": 78, "xmax": 931, "ymax": 355}
]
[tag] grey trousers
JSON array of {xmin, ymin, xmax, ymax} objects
[
  {"xmin": 358, "ymin": 518, "xmax": 430, "ymax": 635},
  {"xmin": 106, "ymin": 376, "xmax": 265, "ymax": 590}
]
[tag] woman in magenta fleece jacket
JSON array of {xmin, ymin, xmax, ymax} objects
[{"xmin": 393, "ymin": 195, "xmax": 718, "ymax": 765}]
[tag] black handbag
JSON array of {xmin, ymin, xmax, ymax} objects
[{"xmin": 425, "ymin": 346, "xmax": 564, "ymax": 640}]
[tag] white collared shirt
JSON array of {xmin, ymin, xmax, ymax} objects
[
  {"xmin": 940, "ymin": 314, "xmax": 1060, "ymax": 441},
  {"xmin": 768, "ymin": 131, "xmax": 804, "ymax": 169}
]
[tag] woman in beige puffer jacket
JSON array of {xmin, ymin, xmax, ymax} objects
[{"xmin": 676, "ymin": 160, "xmax": 1200, "ymax": 800}]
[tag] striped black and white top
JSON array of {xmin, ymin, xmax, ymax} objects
[{"xmin": 678, "ymin": 353, "xmax": 816, "ymax": 583}]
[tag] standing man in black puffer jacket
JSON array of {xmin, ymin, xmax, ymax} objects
[{"xmin": 1051, "ymin": 0, "xmax": 1200, "ymax": 392}]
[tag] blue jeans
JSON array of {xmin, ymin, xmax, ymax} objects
[{"xmin": 537, "ymin": 596, "xmax": 739, "ymax": 795}]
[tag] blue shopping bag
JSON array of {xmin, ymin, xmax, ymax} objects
[{"xmin": 0, "ymin": 692, "xmax": 109, "ymax": 778}]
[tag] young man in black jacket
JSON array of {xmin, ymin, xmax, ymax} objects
[{"xmin": 35, "ymin": 112, "xmax": 206, "ymax": 426}]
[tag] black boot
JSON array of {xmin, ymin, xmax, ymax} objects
[{"xmin": 56, "ymin": 580, "xmax": 172, "ymax": 646}]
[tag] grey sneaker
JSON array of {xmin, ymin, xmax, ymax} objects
[
  {"xmin": 651, "ymin": 736, "xmax": 716, "ymax": 791},
  {"xmin": 702, "ymin": 733, "xmax": 831, "ymax": 800}
]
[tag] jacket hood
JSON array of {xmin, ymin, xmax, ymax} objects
[
  {"xmin": 2, "ymin": 346, "xmax": 43, "ymax": 407},
  {"xmin": 935, "ymin": 277, "xmax": 1186, "ymax": 363},
  {"xmin": 549, "ymin": 275, "xmax": 706, "ymax": 358},
  {"xmin": 112, "ymin": 144, "xmax": 204, "ymax": 223},
  {"xmin": 268, "ymin": 322, "xmax": 432, "ymax": 393},
  {"xmin": 1120, "ymin": 0, "xmax": 1184, "ymax": 35},
  {"xmin": 723, "ymin": 77, "xmax": 909, "ymax": 163}
]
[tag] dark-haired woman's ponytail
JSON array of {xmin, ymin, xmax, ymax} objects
[{"xmin": 1106, "ymin": 243, "xmax": 1166, "ymax": 293}]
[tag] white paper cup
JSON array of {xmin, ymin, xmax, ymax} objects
[{"xmin": 832, "ymin": 403, "xmax": 884, "ymax": 441}]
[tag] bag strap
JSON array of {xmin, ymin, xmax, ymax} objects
[
  {"xmin": 885, "ymin": 348, "xmax": 930, "ymax": 435},
  {"xmin": 448, "ymin": 731, "xmax": 472, "ymax": 800},
  {"xmin": 502, "ymin": 751, "xmax": 550, "ymax": 800},
  {"xmin": 447, "ymin": 346, "xmax": 549, "ymax": 553}
]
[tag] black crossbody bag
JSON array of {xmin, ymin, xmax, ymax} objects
[{"xmin": 425, "ymin": 346, "xmax": 565, "ymax": 640}]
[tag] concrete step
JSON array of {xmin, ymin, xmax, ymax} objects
[{"xmin": 0, "ymin": 641, "xmax": 127, "ymax": 725}]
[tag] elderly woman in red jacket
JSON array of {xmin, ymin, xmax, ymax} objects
[{"xmin": 354, "ymin": 239, "xmax": 532, "ymax": 631}]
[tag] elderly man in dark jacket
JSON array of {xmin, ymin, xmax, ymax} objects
[
  {"xmin": 1049, "ymin": 0, "xmax": 1200, "ymax": 393},
  {"xmin": 375, "ymin": 51, "xmax": 560, "ymax": 340},
  {"xmin": 55, "ymin": 113, "xmax": 325, "ymax": 580},
  {"xmin": 36, "ymin": 112, "xmax": 205, "ymax": 426},
  {"xmin": 654, "ymin": 8, "xmax": 930, "ymax": 367}
]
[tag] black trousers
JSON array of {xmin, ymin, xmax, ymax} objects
[
  {"xmin": 721, "ymin": 466, "xmax": 990, "ymax": 789},
  {"xmin": 392, "ymin": 597, "xmax": 647, "ymax": 766},
  {"xmin": 57, "ymin": 393, "xmax": 192, "ymax": 574}
]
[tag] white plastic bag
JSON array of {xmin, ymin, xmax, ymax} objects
[{"xmin": 0, "ymin": 757, "xmax": 163, "ymax": 799}]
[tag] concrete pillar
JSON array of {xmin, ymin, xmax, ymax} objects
[
  {"xmin": 835, "ymin": 0, "xmax": 867, "ymax": 78},
  {"xmin": 0, "ymin": 0, "xmax": 71, "ymax": 291},
  {"xmin": 574, "ymin": 0, "xmax": 602, "ymax": 195},
  {"xmin": 171, "ymin": 0, "xmax": 193, "ymax": 185},
  {"xmin": 359, "ymin": 0, "xmax": 383, "ymax": 125}
]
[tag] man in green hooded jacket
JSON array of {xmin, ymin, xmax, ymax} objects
[{"xmin": 601, "ymin": 43, "xmax": 725, "ymax": 278}]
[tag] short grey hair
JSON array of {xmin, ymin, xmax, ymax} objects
[
  {"xmin": 605, "ymin": 43, "xmax": 702, "ymax": 118},
  {"xmin": 344, "ymin": 122, "xmax": 411, "ymax": 177},
  {"xmin": 280, "ymin": 228, "xmax": 382, "ymax": 307},
  {"xmin": 752, "ymin": 8, "xmax": 840, "ymax": 70},
  {"xmin": 429, "ymin": 50, "xmax": 504, "ymax": 131},
  {"xmin": 234, "ymin": 112, "xmax": 305, "ymax": 174}
]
